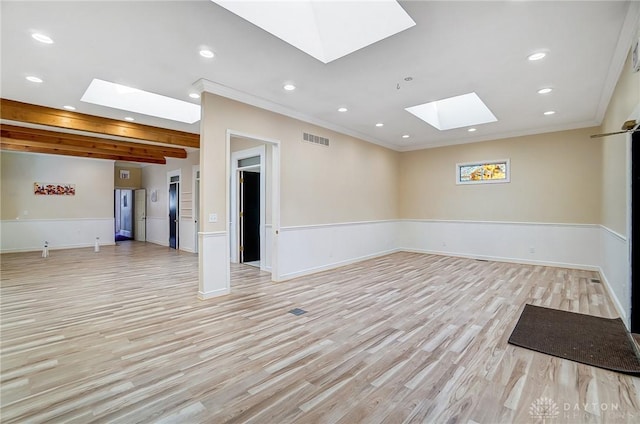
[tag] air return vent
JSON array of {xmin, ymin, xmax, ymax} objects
[{"xmin": 303, "ymin": 132, "xmax": 329, "ymax": 147}]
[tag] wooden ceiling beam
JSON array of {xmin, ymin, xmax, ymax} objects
[
  {"xmin": 1, "ymin": 137, "xmax": 167, "ymax": 162},
  {"xmin": 1, "ymin": 140, "xmax": 167, "ymax": 164},
  {"xmin": 1, "ymin": 124, "xmax": 187, "ymax": 159},
  {"xmin": 1, "ymin": 98, "xmax": 200, "ymax": 148}
]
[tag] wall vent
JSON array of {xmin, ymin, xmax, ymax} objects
[{"xmin": 303, "ymin": 132, "xmax": 329, "ymax": 147}]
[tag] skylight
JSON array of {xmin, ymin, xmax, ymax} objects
[
  {"xmin": 212, "ymin": 0, "xmax": 415, "ymax": 64},
  {"xmin": 405, "ymin": 92, "xmax": 497, "ymax": 131},
  {"xmin": 81, "ymin": 79, "xmax": 201, "ymax": 124}
]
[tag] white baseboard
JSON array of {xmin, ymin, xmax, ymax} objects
[
  {"xmin": 145, "ymin": 239, "xmax": 169, "ymax": 247},
  {"xmin": 598, "ymin": 226, "xmax": 630, "ymax": 328},
  {"xmin": 598, "ymin": 265, "xmax": 628, "ymax": 323},
  {"xmin": 1, "ymin": 218, "xmax": 115, "ymax": 253},
  {"xmin": 278, "ymin": 220, "xmax": 398, "ymax": 281},
  {"xmin": 400, "ymin": 247, "xmax": 600, "ymax": 271},
  {"xmin": 399, "ymin": 220, "xmax": 601, "ymax": 269},
  {"xmin": 279, "ymin": 248, "xmax": 400, "ymax": 281},
  {"xmin": 197, "ymin": 287, "xmax": 230, "ymax": 299},
  {"xmin": 2, "ymin": 241, "xmax": 116, "ymax": 254}
]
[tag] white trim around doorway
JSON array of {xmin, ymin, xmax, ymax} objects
[
  {"xmin": 230, "ymin": 145, "xmax": 266, "ymax": 270},
  {"xmin": 226, "ymin": 130, "xmax": 281, "ymax": 281},
  {"xmin": 193, "ymin": 165, "xmax": 200, "ymax": 254}
]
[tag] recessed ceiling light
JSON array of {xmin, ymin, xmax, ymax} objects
[
  {"xmin": 199, "ymin": 49, "xmax": 214, "ymax": 58},
  {"xmin": 543, "ymin": 110, "xmax": 556, "ymax": 115},
  {"xmin": 375, "ymin": 123, "xmax": 384, "ymax": 127},
  {"xmin": 338, "ymin": 107, "xmax": 348, "ymax": 112},
  {"xmin": 32, "ymin": 33, "xmax": 53, "ymax": 44},
  {"xmin": 212, "ymin": 0, "xmax": 415, "ymax": 64},
  {"xmin": 283, "ymin": 84, "xmax": 296, "ymax": 91},
  {"xmin": 26, "ymin": 76, "xmax": 43, "ymax": 83},
  {"xmin": 63, "ymin": 105, "xmax": 76, "ymax": 111},
  {"xmin": 405, "ymin": 92, "xmax": 497, "ymax": 131},
  {"xmin": 189, "ymin": 93, "xmax": 201, "ymax": 99},
  {"xmin": 81, "ymin": 78, "xmax": 201, "ymax": 124},
  {"xmin": 124, "ymin": 116, "xmax": 135, "ymax": 122},
  {"xmin": 468, "ymin": 128, "xmax": 477, "ymax": 132},
  {"xmin": 528, "ymin": 52, "xmax": 546, "ymax": 61},
  {"xmin": 537, "ymin": 88, "xmax": 553, "ymax": 94},
  {"xmin": 402, "ymin": 134, "xmax": 410, "ymax": 139}
]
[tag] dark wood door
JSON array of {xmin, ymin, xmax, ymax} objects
[
  {"xmin": 240, "ymin": 171, "xmax": 260, "ymax": 262},
  {"xmin": 169, "ymin": 182, "xmax": 178, "ymax": 249}
]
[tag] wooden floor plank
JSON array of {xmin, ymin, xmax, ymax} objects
[{"xmin": 1, "ymin": 242, "xmax": 639, "ymax": 423}]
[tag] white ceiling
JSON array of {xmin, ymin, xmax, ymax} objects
[{"xmin": 1, "ymin": 1, "xmax": 638, "ymax": 152}]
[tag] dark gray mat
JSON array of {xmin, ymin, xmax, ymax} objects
[{"xmin": 508, "ymin": 304, "xmax": 640, "ymax": 375}]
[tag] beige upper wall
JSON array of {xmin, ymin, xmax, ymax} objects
[
  {"xmin": 399, "ymin": 127, "xmax": 602, "ymax": 224},
  {"xmin": 114, "ymin": 166, "xmax": 142, "ymax": 189},
  {"xmin": 200, "ymin": 93, "xmax": 400, "ymax": 231},
  {"xmin": 600, "ymin": 48, "xmax": 639, "ymax": 235},
  {"xmin": 0, "ymin": 151, "xmax": 114, "ymax": 220}
]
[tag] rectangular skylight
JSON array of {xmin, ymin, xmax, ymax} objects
[
  {"xmin": 81, "ymin": 79, "xmax": 201, "ymax": 124},
  {"xmin": 212, "ymin": 0, "xmax": 415, "ymax": 64},
  {"xmin": 405, "ymin": 92, "xmax": 497, "ymax": 131}
]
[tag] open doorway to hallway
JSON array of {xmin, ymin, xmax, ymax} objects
[
  {"xmin": 114, "ymin": 189, "xmax": 147, "ymax": 242},
  {"xmin": 114, "ymin": 189, "xmax": 133, "ymax": 241},
  {"xmin": 230, "ymin": 143, "xmax": 267, "ymax": 272}
]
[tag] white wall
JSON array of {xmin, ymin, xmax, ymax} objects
[
  {"xmin": 278, "ymin": 220, "xmax": 398, "ymax": 280},
  {"xmin": 599, "ymin": 226, "xmax": 630, "ymax": 325},
  {"xmin": 0, "ymin": 152, "xmax": 114, "ymax": 252},
  {"xmin": 399, "ymin": 220, "xmax": 601, "ymax": 270},
  {"xmin": 141, "ymin": 151, "xmax": 199, "ymax": 252}
]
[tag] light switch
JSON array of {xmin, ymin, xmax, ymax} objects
[{"xmin": 209, "ymin": 213, "xmax": 217, "ymax": 223}]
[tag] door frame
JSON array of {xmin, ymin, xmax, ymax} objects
[
  {"xmin": 167, "ymin": 169, "xmax": 181, "ymax": 249},
  {"xmin": 226, "ymin": 130, "xmax": 281, "ymax": 281},
  {"xmin": 230, "ymin": 145, "xmax": 266, "ymax": 268},
  {"xmin": 193, "ymin": 165, "xmax": 200, "ymax": 254}
]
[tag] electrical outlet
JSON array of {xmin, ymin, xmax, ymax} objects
[
  {"xmin": 529, "ymin": 246, "xmax": 535, "ymax": 254},
  {"xmin": 209, "ymin": 213, "xmax": 217, "ymax": 223}
]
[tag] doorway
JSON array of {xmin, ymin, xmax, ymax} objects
[
  {"xmin": 230, "ymin": 145, "xmax": 266, "ymax": 270},
  {"xmin": 114, "ymin": 189, "xmax": 133, "ymax": 241},
  {"xmin": 168, "ymin": 173, "xmax": 180, "ymax": 249},
  {"xmin": 214, "ymin": 129, "xmax": 281, "ymax": 294},
  {"xmin": 240, "ymin": 169, "xmax": 260, "ymax": 265}
]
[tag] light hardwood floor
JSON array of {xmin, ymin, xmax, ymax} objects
[{"xmin": 1, "ymin": 242, "xmax": 639, "ymax": 423}]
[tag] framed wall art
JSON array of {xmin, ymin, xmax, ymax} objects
[
  {"xmin": 456, "ymin": 159, "xmax": 510, "ymax": 185},
  {"xmin": 34, "ymin": 182, "xmax": 76, "ymax": 195}
]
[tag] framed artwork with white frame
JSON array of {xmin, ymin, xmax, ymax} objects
[{"xmin": 456, "ymin": 159, "xmax": 510, "ymax": 185}]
